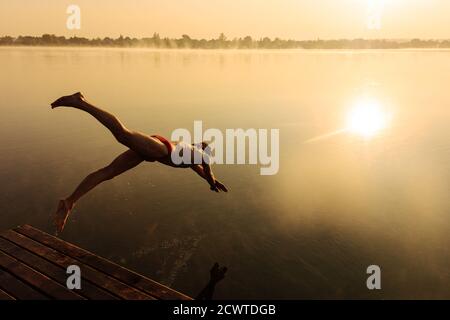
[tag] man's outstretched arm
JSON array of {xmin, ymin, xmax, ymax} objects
[{"xmin": 191, "ymin": 164, "xmax": 228, "ymax": 192}]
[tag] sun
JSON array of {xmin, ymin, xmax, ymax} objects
[{"xmin": 346, "ymin": 100, "xmax": 389, "ymax": 138}]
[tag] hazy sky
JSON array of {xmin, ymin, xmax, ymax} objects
[{"xmin": 1, "ymin": 0, "xmax": 449, "ymax": 39}]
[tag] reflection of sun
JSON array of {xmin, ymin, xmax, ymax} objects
[{"xmin": 346, "ymin": 100, "xmax": 389, "ymax": 138}]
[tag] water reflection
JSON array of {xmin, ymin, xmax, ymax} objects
[
  {"xmin": 304, "ymin": 96, "xmax": 392, "ymax": 143},
  {"xmin": 346, "ymin": 98, "xmax": 391, "ymax": 138}
]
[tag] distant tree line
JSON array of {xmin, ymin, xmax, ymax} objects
[{"xmin": 1, "ymin": 34, "xmax": 450, "ymax": 49}]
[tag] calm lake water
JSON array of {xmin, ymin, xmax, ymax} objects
[{"xmin": 0, "ymin": 47, "xmax": 449, "ymax": 299}]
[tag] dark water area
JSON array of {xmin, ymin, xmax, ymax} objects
[{"xmin": 1, "ymin": 47, "xmax": 449, "ymax": 298}]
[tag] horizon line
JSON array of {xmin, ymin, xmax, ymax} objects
[
  {"xmin": 2, "ymin": 34, "xmax": 450, "ymax": 42},
  {"xmin": 2, "ymin": 34, "xmax": 450, "ymax": 50}
]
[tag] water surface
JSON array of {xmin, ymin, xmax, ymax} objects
[{"xmin": 1, "ymin": 47, "xmax": 449, "ymax": 298}]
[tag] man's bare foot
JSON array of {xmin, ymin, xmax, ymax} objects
[
  {"xmin": 51, "ymin": 92, "xmax": 86, "ymax": 109},
  {"xmin": 53, "ymin": 199, "xmax": 73, "ymax": 236}
]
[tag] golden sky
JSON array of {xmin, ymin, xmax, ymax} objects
[{"xmin": 1, "ymin": 0, "xmax": 449, "ymax": 39}]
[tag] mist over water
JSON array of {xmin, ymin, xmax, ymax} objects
[{"xmin": 0, "ymin": 47, "xmax": 449, "ymax": 299}]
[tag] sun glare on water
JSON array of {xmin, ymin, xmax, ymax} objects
[{"xmin": 346, "ymin": 100, "xmax": 390, "ymax": 138}]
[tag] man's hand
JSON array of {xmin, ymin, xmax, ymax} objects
[
  {"xmin": 190, "ymin": 164, "xmax": 228, "ymax": 193},
  {"xmin": 215, "ymin": 180, "xmax": 228, "ymax": 192},
  {"xmin": 210, "ymin": 179, "xmax": 228, "ymax": 192}
]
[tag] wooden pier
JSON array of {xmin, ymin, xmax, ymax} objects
[{"xmin": 0, "ymin": 225, "xmax": 192, "ymax": 300}]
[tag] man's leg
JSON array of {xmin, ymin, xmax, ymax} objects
[
  {"xmin": 54, "ymin": 149, "xmax": 144, "ymax": 234},
  {"xmin": 51, "ymin": 92, "xmax": 167, "ymax": 160}
]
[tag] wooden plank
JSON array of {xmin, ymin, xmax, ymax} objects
[
  {"xmin": 0, "ymin": 250, "xmax": 84, "ymax": 300},
  {"xmin": 0, "ymin": 270, "xmax": 48, "ymax": 300},
  {"xmin": 0, "ymin": 237, "xmax": 118, "ymax": 300},
  {"xmin": 15, "ymin": 224, "xmax": 192, "ymax": 300},
  {"xmin": 0, "ymin": 287, "xmax": 15, "ymax": 300},
  {"xmin": 0, "ymin": 230, "xmax": 154, "ymax": 300}
]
